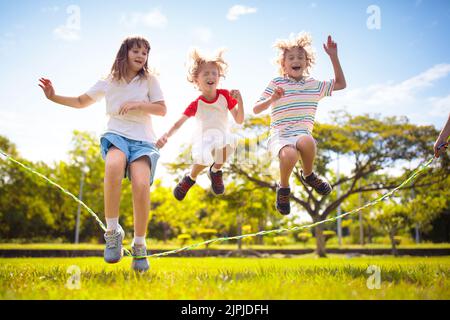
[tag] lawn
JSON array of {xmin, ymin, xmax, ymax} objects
[
  {"xmin": 1, "ymin": 242, "xmax": 449, "ymax": 251},
  {"xmin": 1, "ymin": 255, "xmax": 449, "ymax": 299}
]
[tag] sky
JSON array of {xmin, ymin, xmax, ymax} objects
[{"xmin": 0, "ymin": 1, "xmax": 449, "ymax": 220}]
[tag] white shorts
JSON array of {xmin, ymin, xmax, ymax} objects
[
  {"xmin": 268, "ymin": 134, "xmax": 312, "ymax": 158},
  {"xmin": 192, "ymin": 133, "xmax": 238, "ymax": 166}
]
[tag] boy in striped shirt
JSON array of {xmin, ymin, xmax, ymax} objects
[{"xmin": 253, "ymin": 32, "xmax": 346, "ymax": 215}]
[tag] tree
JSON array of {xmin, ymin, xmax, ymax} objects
[{"xmin": 227, "ymin": 111, "xmax": 446, "ymax": 257}]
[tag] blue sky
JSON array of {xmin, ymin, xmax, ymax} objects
[{"xmin": 1, "ymin": 0, "xmax": 449, "ymax": 178}]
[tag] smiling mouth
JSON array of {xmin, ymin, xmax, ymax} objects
[
  {"xmin": 207, "ymin": 81, "xmax": 215, "ymax": 85},
  {"xmin": 292, "ymin": 67, "xmax": 301, "ymax": 71}
]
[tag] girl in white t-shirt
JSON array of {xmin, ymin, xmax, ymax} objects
[
  {"xmin": 156, "ymin": 48, "xmax": 244, "ymax": 200},
  {"xmin": 38, "ymin": 36, "xmax": 166, "ymax": 272}
]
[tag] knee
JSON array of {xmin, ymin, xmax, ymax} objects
[
  {"xmin": 105, "ymin": 158, "xmax": 125, "ymax": 177},
  {"xmin": 296, "ymin": 135, "xmax": 316, "ymax": 151},
  {"xmin": 132, "ymin": 178, "xmax": 149, "ymax": 194},
  {"xmin": 279, "ymin": 146, "xmax": 299, "ymax": 163}
]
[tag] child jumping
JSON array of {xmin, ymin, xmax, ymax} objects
[
  {"xmin": 156, "ymin": 48, "xmax": 244, "ymax": 200},
  {"xmin": 253, "ymin": 32, "xmax": 346, "ymax": 215},
  {"xmin": 38, "ymin": 36, "xmax": 166, "ymax": 272}
]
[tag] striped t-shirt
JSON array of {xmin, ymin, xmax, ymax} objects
[{"xmin": 258, "ymin": 76, "xmax": 335, "ymax": 140}]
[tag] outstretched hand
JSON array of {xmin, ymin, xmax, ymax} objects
[
  {"xmin": 38, "ymin": 78, "xmax": 55, "ymax": 100},
  {"xmin": 156, "ymin": 133, "xmax": 168, "ymax": 149},
  {"xmin": 323, "ymin": 35, "xmax": 338, "ymax": 58}
]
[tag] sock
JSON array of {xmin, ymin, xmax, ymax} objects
[
  {"xmin": 279, "ymin": 182, "xmax": 290, "ymax": 189},
  {"xmin": 303, "ymin": 171, "xmax": 313, "ymax": 178},
  {"xmin": 133, "ymin": 235, "xmax": 146, "ymax": 246},
  {"xmin": 211, "ymin": 165, "xmax": 221, "ymax": 173},
  {"xmin": 106, "ymin": 218, "xmax": 119, "ymax": 232}
]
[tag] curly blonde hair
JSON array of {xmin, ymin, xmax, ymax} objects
[
  {"xmin": 187, "ymin": 48, "xmax": 228, "ymax": 84},
  {"xmin": 274, "ymin": 32, "xmax": 316, "ymax": 77}
]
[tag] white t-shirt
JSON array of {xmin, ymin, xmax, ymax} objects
[{"xmin": 86, "ymin": 74, "xmax": 164, "ymax": 143}]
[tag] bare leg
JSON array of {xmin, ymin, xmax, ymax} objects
[
  {"xmin": 278, "ymin": 145, "xmax": 300, "ymax": 187},
  {"xmin": 296, "ymin": 135, "xmax": 317, "ymax": 176},
  {"xmin": 212, "ymin": 144, "xmax": 234, "ymax": 170},
  {"xmin": 104, "ymin": 147, "xmax": 126, "ymax": 220},
  {"xmin": 129, "ymin": 157, "xmax": 151, "ymax": 238},
  {"xmin": 190, "ymin": 164, "xmax": 208, "ymax": 179}
]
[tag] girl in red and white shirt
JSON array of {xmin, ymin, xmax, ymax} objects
[{"xmin": 157, "ymin": 48, "xmax": 244, "ymax": 200}]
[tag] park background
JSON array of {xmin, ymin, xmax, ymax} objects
[{"xmin": 0, "ymin": 0, "xmax": 449, "ymax": 300}]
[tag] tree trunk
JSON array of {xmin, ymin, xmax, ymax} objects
[
  {"xmin": 162, "ymin": 222, "xmax": 169, "ymax": 244},
  {"xmin": 257, "ymin": 217, "xmax": 264, "ymax": 245},
  {"xmin": 389, "ymin": 230, "xmax": 398, "ymax": 257},
  {"xmin": 315, "ymin": 223, "xmax": 327, "ymax": 258},
  {"xmin": 237, "ymin": 212, "xmax": 242, "ymax": 251}
]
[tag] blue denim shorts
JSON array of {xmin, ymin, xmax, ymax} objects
[{"xmin": 100, "ymin": 133, "xmax": 160, "ymax": 185}]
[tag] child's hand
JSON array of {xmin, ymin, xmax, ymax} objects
[
  {"xmin": 230, "ymin": 89, "xmax": 243, "ymax": 103},
  {"xmin": 323, "ymin": 35, "xmax": 338, "ymax": 58},
  {"xmin": 118, "ymin": 101, "xmax": 142, "ymax": 115},
  {"xmin": 270, "ymin": 87, "xmax": 285, "ymax": 102},
  {"xmin": 434, "ymin": 138, "xmax": 448, "ymax": 158},
  {"xmin": 156, "ymin": 133, "xmax": 168, "ymax": 149},
  {"xmin": 38, "ymin": 78, "xmax": 55, "ymax": 100}
]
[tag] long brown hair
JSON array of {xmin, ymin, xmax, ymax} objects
[{"xmin": 110, "ymin": 36, "xmax": 151, "ymax": 82}]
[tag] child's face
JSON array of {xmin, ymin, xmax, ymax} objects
[
  {"xmin": 196, "ymin": 62, "xmax": 220, "ymax": 93},
  {"xmin": 282, "ymin": 47, "xmax": 307, "ymax": 80},
  {"xmin": 127, "ymin": 44, "xmax": 148, "ymax": 73}
]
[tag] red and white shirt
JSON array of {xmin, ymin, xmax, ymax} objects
[{"xmin": 183, "ymin": 89, "xmax": 237, "ymax": 138}]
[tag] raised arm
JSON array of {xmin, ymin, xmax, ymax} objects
[
  {"xmin": 229, "ymin": 90, "xmax": 244, "ymax": 124},
  {"xmin": 156, "ymin": 115, "xmax": 189, "ymax": 149},
  {"xmin": 323, "ymin": 36, "xmax": 346, "ymax": 91},
  {"xmin": 38, "ymin": 78, "xmax": 95, "ymax": 109},
  {"xmin": 434, "ymin": 113, "xmax": 450, "ymax": 158},
  {"xmin": 253, "ymin": 87, "xmax": 284, "ymax": 114}
]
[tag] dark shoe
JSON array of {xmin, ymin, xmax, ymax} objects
[
  {"xmin": 300, "ymin": 171, "xmax": 332, "ymax": 195},
  {"xmin": 276, "ymin": 184, "xmax": 291, "ymax": 215},
  {"xmin": 173, "ymin": 174, "xmax": 196, "ymax": 201},
  {"xmin": 207, "ymin": 164, "xmax": 225, "ymax": 195}
]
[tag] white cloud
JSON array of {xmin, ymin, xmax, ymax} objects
[
  {"xmin": 318, "ymin": 63, "xmax": 450, "ymax": 126},
  {"xmin": 428, "ymin": 94, "xmax": 450, "ymax": 117},
  {"xmin": 226, "ymin": 5, "xmax": 257, "ymax": 21},
  {"xmin": 53, "ymin": 25, "xmax": 80, "ymax": 41},
  {"xmin": 337, "ymin": 64, "xmax": 450, "ymax": 107},
  {"xmin": 120, "ymin": 8, "xmax": 168, "ymax": 29},
  {"xmin": 53, "ymin": 5, "xmax": 81, "ymax": 42},
  {"xmin": 192, "ymin": 27, "xmax": 212, "ymax": 43}
]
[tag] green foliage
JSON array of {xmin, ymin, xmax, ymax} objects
[
  {"xmin": 323, "ymin": 231, "xmax": 336, "ymax": 242},
  {"xmin": 296, "ymin": 232, "xmax": 312, "ymax": 244},
  {"xmin": 273, "ymin": 236, "xmax": 288, "ymax": 246},
  {"xmin": 177, "ymin": 233, "xmax": 191, "ymax": 246},
  {"xmin": 1, "ymin": 109, "xmax": 449, "ymax": 254}
]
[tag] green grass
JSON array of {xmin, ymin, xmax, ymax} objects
[
  {"xmin": 1, "ymin": 242, "xmax": 449, "ymax": 250},
  {"xmin": 1, "ymin": 255, "xmax": 449, "ymax": 299}
]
